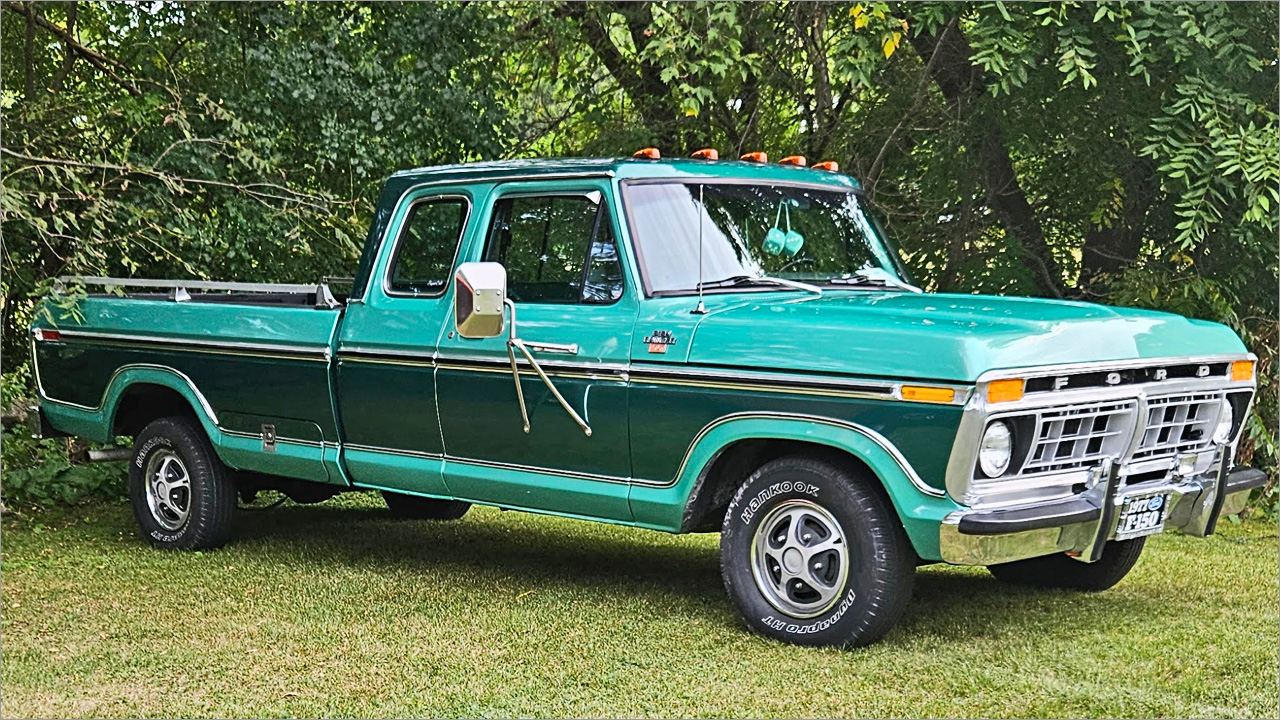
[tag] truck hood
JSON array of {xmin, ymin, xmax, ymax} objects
[{"xmin": 686, "ymin": 292, "xmax": 1247, "ymax": 383}]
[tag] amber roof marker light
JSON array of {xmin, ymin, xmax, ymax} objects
[
  {"xmin": 740, "ymin": 151, "xmax": 768, "ymax": 162},
  {"xmin": 633, "ymin": 147, "xmax": 661, "ymax": 159},
  {"xmin": 813, "ymin": 160, "xmax": 840, "ymax": 172},
  {"xmin": 691, "ymin": 148, "xmax": 719, "ymax": 160},
  {"xmin": 779, "ymin": 155, "xmax": 807, "ymax": 166}
]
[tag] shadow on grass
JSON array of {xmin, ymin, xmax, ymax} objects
[
  {"xmin": 219, "ymin": 501, "xmax": 1147, "ymax": 644},
  {"xmin": 236, "ymin": 502, "xmax": 725, "ymax": 598}
]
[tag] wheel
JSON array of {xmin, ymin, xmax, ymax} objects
[
  {"xmin": 129, "ymin": 416, "xmax": 236, "ymax": 550},
  {"xmin": 381, "ymin": 491, "xmax": 470, "ymax": 521},
  {"xmin": 720, "ymin": 455, "xmax": 915, "ymax": 648},
  {"xmin": 987, "ymin": 537, "xmax": 1146, "ymax": 591}
]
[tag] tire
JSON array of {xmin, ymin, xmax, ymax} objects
[
  {"xmin": 381, "ymin": 491, "xmax": 470, "ymax": 521},
  {"xmin": 720, "ymin": 455, "xmax": 915, "ymax": 648},
  {"xmin": 129, "ymin": 416, "xmax": 236, "ymax": 550},
  {"xmin": 987, "ymin": 537, "xmax": 1146, "ymax": 591}
]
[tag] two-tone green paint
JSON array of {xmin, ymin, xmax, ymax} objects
[{"xmin": 34, "ymin": 158, "xmax": 1251, "ymax": 562}]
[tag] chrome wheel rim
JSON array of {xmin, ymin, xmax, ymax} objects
[
  {"xmin": 750, "ymin": 499, "xmax": 849, "ymax": 619},
  {"xmin": 144, "ymin": 450, "xmax": 191, "ymax": 531}
]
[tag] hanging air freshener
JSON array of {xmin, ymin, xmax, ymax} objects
[
  {"xmin": 782, "ymin": 201, "xmax": 805, "ymax": 257},
  {"xmin": 763, "ymin": 201, "xmax": 787, "ymax": 255}
]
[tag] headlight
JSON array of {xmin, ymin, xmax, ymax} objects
[
  {"xmin": 1213, "ymin": 401, "xmax": 1234, "ymax": 444},
  {"xmin": 978, "ymin": 421, "xmax": 1013, "ymax": 477}
]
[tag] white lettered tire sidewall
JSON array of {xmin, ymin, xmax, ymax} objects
[
  {"xmin": 129, "ymin": 416, "xmax": 236, "ymax": 550},
  {"xmin": 720, "ymin": 456, "xmax": 915, "ymax": 648}
]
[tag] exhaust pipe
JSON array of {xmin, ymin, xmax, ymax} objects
[{"xmin": 87, "ymin": 447, "xmax": 133, "ymax": 462}]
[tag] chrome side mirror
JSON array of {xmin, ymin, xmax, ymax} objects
[{"xmin": 454, "ymin": 262, "xmax": 507, "ymax": 338}]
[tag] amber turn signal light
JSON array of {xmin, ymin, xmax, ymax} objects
[
  {"xmin": 690, "ymin": 148, "xmax": 719, "ymax": 160},
  {"xmin": 1232, "ymin": 360, "xmax": 1255, "ymax": 382},
  {"xmin": 813, "ymin": 160, "xmax": 840, "ymax": 172},
  {"xmin": 901, "ymin": 385, "xmax": 956, "ymax": 404},
  {"xmin": 987, "ymin": 378, "xmax": 1024, "ymax": 403},
  {"xmin": 779, "ymin": 155, "xmax": 807, "ymax": 166},
  {"xmin": 740, "ymin": 152, "xmax": 768, "ymax": 162},
  {"xmin": 633, "ymin": 147, "xmax": 661, "ymax": 159}
]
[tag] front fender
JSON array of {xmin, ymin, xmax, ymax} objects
[{"xmin": 627, "ymin": 413, "xmax": 962, "ymax": 560}]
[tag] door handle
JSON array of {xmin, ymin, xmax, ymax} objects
[{"xmin": 523, "ymin": 340, "xmax": 579, "ymax": 355}]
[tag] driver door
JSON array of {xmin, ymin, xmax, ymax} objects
[{"xmin": 435, "ymin": 181, "xmax": 637, "ymax": 521}]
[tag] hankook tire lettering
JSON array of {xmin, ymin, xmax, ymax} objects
[
  {"xmin": 739, "ymin": 481, "xmax": 820, "ymax": 525},
  {"xmin": 760, "ymin": 589, "xmax": 857, "ymax": 634},
  {"xmin": 134, "ymin": 436, "xmax": 172, "ymax": 467}
]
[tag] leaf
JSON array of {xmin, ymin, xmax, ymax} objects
[{"xmin": 883, "ymin": 32, "xmax": 901, "ymax": 59}]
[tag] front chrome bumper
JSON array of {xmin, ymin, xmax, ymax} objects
[{"xmin": 939, "ymin": 457, "xmax": 1268, "ymax": 566}]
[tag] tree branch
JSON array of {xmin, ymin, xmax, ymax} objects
[
  {"xmin": 8, "ymin": 1, "xmax": 141, "ymax": 97},
  {"xmin": 866, "ymin": 19, "xmax": 955, "ymax": 197},
  {"xmin": 908, "ymin": 18, "xmax": 1063, "ymax": 297},
  {"xmin": 0, "ymin": 148, "xmax": 338, "ymax": 212},
  {"xmin": 50, "ymin": 1, "xmax": 78, "ymax": 93}
]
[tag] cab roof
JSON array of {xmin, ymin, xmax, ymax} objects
[{"xmin": 389, "ymin": 157, "xmax": 862, "ymax": 190}]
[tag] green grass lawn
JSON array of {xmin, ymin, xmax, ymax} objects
[{"xmin": 1, "ymin": 494, "xmax": 1276, "ymax": 718}]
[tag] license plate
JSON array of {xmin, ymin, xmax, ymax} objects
[{"xmin": 1115, "ymin": 493, "xmax": 1169, "ymax": 539}]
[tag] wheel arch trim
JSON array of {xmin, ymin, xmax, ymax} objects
[
  {"xmin": 643, "ymin": 412, "xmax": 961, "ymax": 559},
  {"xmin": 668, "ymin": 412, "xmax": 946, "ymax": 498},
  {"xmin": 40, "ymin": 363, "xmax": 222, "ymax": 446},
  {"xmin": 101, "ymin": 365, "xmax": 221, "ymax": 437}
]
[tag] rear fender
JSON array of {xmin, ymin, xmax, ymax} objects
[{"xmin": 41, "ymin": 364, "xmax": 222, "ymax": 447}]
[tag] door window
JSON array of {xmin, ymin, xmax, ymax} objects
[
  {"xmin": 483, "ymin": 194, "xmax": 623, "ymax": 304},
  {"xmin": 387, "ymin": 198, "xmax": 469, "ymax": 296}
]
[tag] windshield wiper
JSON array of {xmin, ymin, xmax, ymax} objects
[
  {"xmin": 697, "ymin": 275, "xmax": 823, "ymax": 297},
  {"xmin": 825, "ymin": 269, "xmax": 922, "ymax": 293}
]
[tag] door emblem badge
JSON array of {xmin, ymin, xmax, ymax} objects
[{"xmin": 644, "ymin": 330, "xmax": 677, "ymax": 355}]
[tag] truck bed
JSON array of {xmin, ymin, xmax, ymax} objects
[{"xmin": 34, "ymin": 276, "xmax": 346, "ymax": 485}]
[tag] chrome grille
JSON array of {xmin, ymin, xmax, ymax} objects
[
  {"xmin": 1022, "ymin": 400, "xmax": 1137, "ymax": 475},
  {"xmin": 1133, "ymin": 392, "xmax": 1222, "ymax": 460}
]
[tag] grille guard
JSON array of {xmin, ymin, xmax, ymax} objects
[
  {"xmin": 939, "ymin": 451, "xmax": 1267, "ymax": 566},
  {"xmin": 945, "ymin": 354, "xmax": 1257, "ymax": 510}
]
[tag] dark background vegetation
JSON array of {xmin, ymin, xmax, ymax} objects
[{"xmin": 1, "ymin": 1, "xmax": 1275, "ymax": 513}]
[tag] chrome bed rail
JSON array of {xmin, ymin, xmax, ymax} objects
[{"xmin": 54, "ymin": 276, "xmax": 341, "ymax": 309}]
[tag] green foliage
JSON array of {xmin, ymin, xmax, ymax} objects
[
  {"xmin": 1, "ymin": 1, "xmax": 1275, "ymax": 508},
  {"xmin": 0, "ymin": 431, "xmax": 126, "ymax": 507},
  {"xmin": 0, "ymin": 1, "xmax": 512, "ymax": 359}
]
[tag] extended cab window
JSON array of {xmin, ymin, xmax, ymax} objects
[
  {"xmin": 387, "ymin": 198, "xmax": 468, "ymax": 296},
  {"xmin": 483, "ymin": 194, "xmax": 623, "ymax": 304}
]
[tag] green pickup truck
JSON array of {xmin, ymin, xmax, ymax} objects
[{"xmin": 33, "ymin": 154, "xmax": 1263, "ymax": 648}]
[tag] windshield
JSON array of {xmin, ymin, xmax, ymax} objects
[{"xmin": 623, "ymin": 182, "xmax": 910, "ymax": 295}]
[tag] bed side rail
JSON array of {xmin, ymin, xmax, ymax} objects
[{"xmin": 54, "ymin": 276, "xmax": 341, "ymax": 309}]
